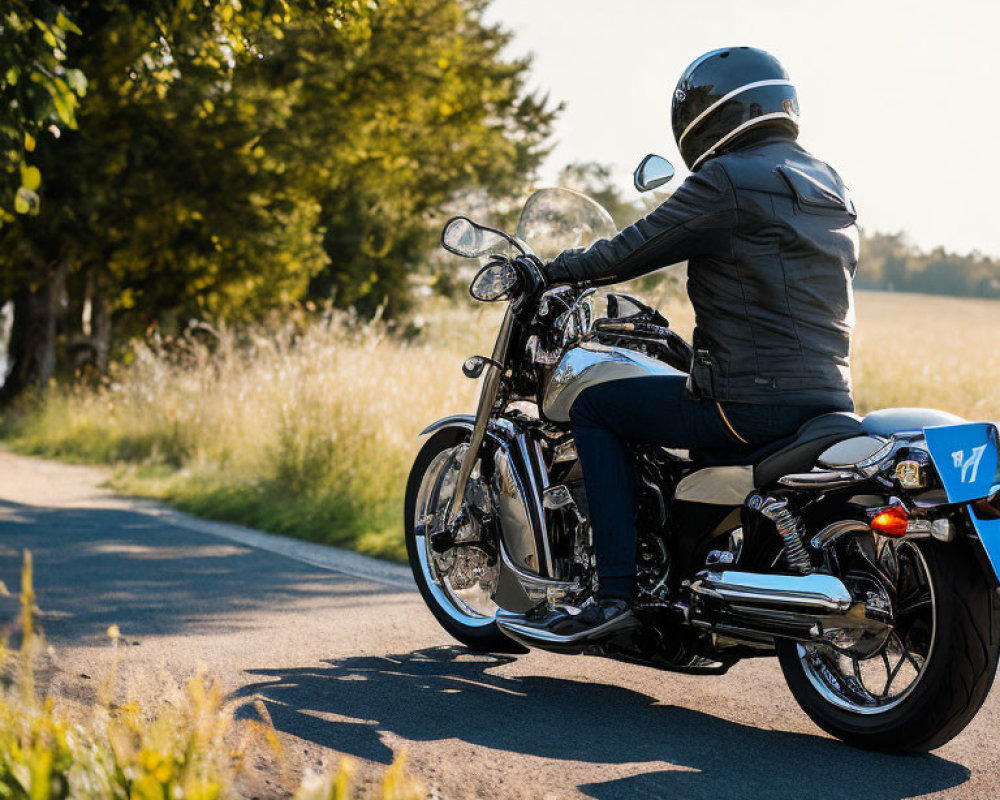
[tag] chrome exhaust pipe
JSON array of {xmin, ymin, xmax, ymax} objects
[
  {"xmin": 689, "ymin": 570, "xmax": 892, "ymax": 651},
  {"xmin": 690, "ymin": 570, "xmax": 853, "ymax": 614}
]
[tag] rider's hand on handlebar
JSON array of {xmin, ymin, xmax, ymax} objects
[{"xmin": 544, "ymin": 248, "xmax": 584, "ymax": 288}]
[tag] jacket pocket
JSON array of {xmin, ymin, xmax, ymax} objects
[
  {"xmin": 687, "ymin": 349, "xmax": 716, "ymax": 400},
  {"xmin": 776, "ymin": 164, "xmax": 856, "ymax": 218}
]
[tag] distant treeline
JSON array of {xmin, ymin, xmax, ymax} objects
[{"xmin": 858, "ymin": 232, "xmax": 1000, "ymax": 299}]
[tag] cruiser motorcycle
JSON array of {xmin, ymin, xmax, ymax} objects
[{"xmin": 405, "ymin": 154, "xmax": 1000, "ymax": 751}]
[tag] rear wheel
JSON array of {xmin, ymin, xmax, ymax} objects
[
  {"xmin": 405, "ymin": 428, "xmax": 525, "ymax": 653},
  {"xmin": 778, "ymin": 538, "xmax": 1000, "ymax": 751}
]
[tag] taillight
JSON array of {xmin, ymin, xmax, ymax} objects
[{"xmin": 870, "ymin": 505, "xmax": 909, "ymax": 537}]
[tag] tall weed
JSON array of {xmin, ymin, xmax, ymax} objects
[{"xmin": 0, "ymin": 551, "xmax": 427, "ymax": 799}]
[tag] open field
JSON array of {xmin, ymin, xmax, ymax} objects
[{"xmin": 2, "ymin": 290, "xmax": 999, "ymax": 561}]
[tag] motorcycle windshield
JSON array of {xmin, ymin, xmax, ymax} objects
[{"xmin": 516, "ymin": 188, "xmax": 618, "ymax": 262}]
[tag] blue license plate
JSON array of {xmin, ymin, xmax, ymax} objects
[{"xmin": 924, "ymin": 422, "xmax": 1000, "ymax": 580}]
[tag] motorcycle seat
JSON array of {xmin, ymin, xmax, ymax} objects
[
  {"xmin": 752, "ymin": 412, "xmax": 863, "ymax": 487},
  {"xmin": 690, "ymin": 411, "xmax": 864, "ymax": 488},
  {"xmin": 682, "ymin": 407, "xmax": 969, "ymax": 500}
]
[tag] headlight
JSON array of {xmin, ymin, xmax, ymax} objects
[{"xmin": 469, "ymin": 261, "xmax": 519, "ymax": 301}]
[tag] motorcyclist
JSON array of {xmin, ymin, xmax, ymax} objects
[{"xmin": 504, "ymin": 47, "xmax": 859, "ymax": 640}]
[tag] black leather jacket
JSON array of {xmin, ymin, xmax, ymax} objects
[{"xmin": 547, "ymin": 134, "xmax": 858, "ymax": 407}]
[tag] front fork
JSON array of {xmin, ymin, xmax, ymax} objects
[{"xmin": 448, "ymin": 305, "xmax": 517, "ymax": 524}]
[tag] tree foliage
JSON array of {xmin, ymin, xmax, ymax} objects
[
  {"xmin": 0, "ymin": 0, "xmax": 556, "ymax": 398},
  {"xmin": 258, "ymin": 0, "xmax": 557, "ymax": 314},
  {"xmin": 1, "ymin": 0, "xmax": 87, "ymax": 222}
]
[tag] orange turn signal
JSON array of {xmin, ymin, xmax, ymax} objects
[{"xmin": 870, "ymin": 506, "xmax": 909, "ymax": 537}]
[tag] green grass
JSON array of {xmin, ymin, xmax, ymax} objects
[
  {"xmin": 120, "ymin": 467, "xmax": 405, "ymax": 561},
  {"xmin": 3, "ymin": 402, "xmax": 407, "ymax": 560}
]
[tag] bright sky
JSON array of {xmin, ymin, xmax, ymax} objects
[{"xmin": 484, "ymin": 0, "xmax": 1000, "ymax": 257}]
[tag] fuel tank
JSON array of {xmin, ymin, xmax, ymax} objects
[{"xmin": 541, "ymin": 341, "xmax": 685, "ymax": 422}]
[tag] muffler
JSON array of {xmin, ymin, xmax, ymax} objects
[
  {"xmin": 689, "ymin": 570, "xmax": 888, "ymax": 651},
  {"xmin": 690, "ymin": 570, "xmax": 852, "ymax": 613}
]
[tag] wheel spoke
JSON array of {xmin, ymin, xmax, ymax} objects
[
  {"xmin": 881, "ymin": 648, "xmax": 907, "ymax": 698},
  {"xmin": 896, "ymin": 597, "xmax": 932, "ymax": 616},
  {"xmin": 799, "ymin": 541, "xmax": 935, "ymax": 714},
  {"xmin": 891, "ymin": 629, "xmax": 925, "ymax": 685},
  {"xmin": 851, "ymin": 658, "xmax": 879, "ymax": 704}
]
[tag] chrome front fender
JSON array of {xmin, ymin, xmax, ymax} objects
[
  {"xmin": 417, "ymin": 413, "xmax": 554, "ymax": 602},
  {"xmin": 420, "ymin": 414, "xmax": 513, "ymax": 438}
]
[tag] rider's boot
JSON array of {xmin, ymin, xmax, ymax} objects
[{"xmin": 496, "ymin": 590, "xmax": 638, "ymax": 642}]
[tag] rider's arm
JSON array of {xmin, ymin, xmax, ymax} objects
[{"xmin": 546, "ymin": 160, "xmax": 738, "ymax": 286}]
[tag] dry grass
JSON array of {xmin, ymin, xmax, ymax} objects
[
  {"xmin": 0, "ymin": 551, "xmax": 427, "ymax": 799},
  {"xmin": 1, "ymin": 300, "xmax": 497, "ymax": 560},
  {"xmin": 1, "ymin": 290, "xmax": 998, "ymax": 561},
  {"xmin": 851, "ymin": 293, "xmax": 1000, "ymax": 419}
]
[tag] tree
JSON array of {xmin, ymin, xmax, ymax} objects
[
  {"xmin": 253, "ymin": 0, "xmax": 558, "ymax": 315},
  {"xmin": 0, "ymin": 0, "xmax": 558, "ymax": 400},
  {"xmin": 0, "ymin": 1, "xmax": 370, "ymax": 399},
  {"xmin": 1, "ymin": 1, "xmax": 87, "ymax": 224},
  {"xmin": 855, "ymin": 231, "xmax": 1000, "ymax": 299}
]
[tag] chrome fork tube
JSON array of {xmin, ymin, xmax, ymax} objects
[{"xmin": 448, "ymin": 305, "xmax": 516, "ymax": 523}]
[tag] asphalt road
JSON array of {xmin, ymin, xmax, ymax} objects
[{"xmin": 2, "ymin": 451, "xmax": 1000, "ymax": 800}]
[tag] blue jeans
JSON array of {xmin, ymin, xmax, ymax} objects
[{"xmin": 569, "ymin": 375, "xmax": 849, "ymax": 599}]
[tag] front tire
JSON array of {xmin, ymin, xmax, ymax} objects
[
  {"xmin": 405, "ymin": 428, "xmax": 526, "ymax": 653},
  {"xmin": 778, "ymin": 538, "xmax": 1000, "ymax": 751}
]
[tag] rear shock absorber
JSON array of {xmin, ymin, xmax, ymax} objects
[{"xmin": 747, "ymin": 494, "xmax": 813, "ymax": 574}]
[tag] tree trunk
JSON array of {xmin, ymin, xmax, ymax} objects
[
  {"xmin": 37, "ymin": 260, "xmax": 68, "ymax": 385},
  {"xmin": 0, "ymin": 260, "xmax": 69, "ymax": 405},
  {"xmin": 84, "ymin": 270, "xmax": 111, "ymax": 373},
  {"xmin": 0, "ymin": 290, "xmax": 40, "ymax": 405}
]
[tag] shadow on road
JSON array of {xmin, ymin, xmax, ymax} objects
[
  {"xmin": 0, "ymin": 499, "xmax": 390, "ymax": 641},
  {"xmin": 237, "ymin": 645, "xmax": 970, "ymax": 800}
]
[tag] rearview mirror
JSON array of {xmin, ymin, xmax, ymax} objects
[
  {"xmin": 441, "ymin": 217, "xmax": 485, "ymax": 257},
  {"xmin": 441, "ymin": 216, "xmax": 523, "ymax": 259},
  {"xmin": 633, "ymin": 154, "xmax": 675, "ymax": 193}
]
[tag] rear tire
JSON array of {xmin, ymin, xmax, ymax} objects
[
  {"xmin": 778, "ymin": 539, "xmax": 1000, "ymax": 751},
  {"xmin": 405, "ymin": 428, "xmax": 526, "ymax": 654}
]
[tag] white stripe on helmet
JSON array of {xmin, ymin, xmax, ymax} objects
[
  {"xmin": 678, "ymin": 79, "xmax": 795, "ymax": 147},
  {"xmin": 690, "ymin": 111, "xmax": 799, "ymax": 170}
]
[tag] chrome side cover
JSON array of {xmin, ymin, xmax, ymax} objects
[
  {"xmin": 542, "ymin": 341, "xmax": 685, "ymax": 422},
  {"xmin": 675, "ymin": 466, "xmax": 754, "ymax": 505},
  {"xmin": 494, "ymin": 447, "xmax": 542, "ymax": 574},
  {"xmin": 417, "ymin": 413, "xmax": 556, "ymax": 592}
]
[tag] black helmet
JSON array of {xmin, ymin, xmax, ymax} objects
[{"xmin": 672, "ymin": 47, "xmax": 799, "ymax": 170}]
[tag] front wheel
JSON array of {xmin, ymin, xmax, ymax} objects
[
  {"xmin": 778, "ymin": 538, "xmax": 1000, "ymax": 751},
  {"xmin": 405, "ymin": 428, "xmax": 525, "ymax": 653}
]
